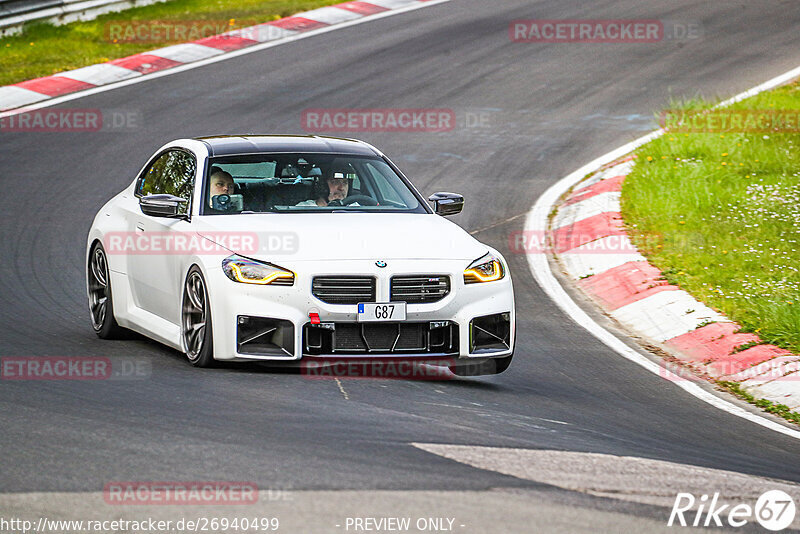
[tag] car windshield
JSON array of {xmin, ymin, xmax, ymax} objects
[{"xmin": 202, "ymin": 153, "xmax": 426, "ymax": 214}]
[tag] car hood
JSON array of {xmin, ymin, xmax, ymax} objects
[{"xmin": 193, "ymin": 213, "xmax": 488, "ymax": 262}]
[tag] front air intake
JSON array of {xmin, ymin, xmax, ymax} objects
[
  {"xmin": 470, "ymin": 313, "xmax": 511, "ymax": 354},
  {"xmin": 237, "ymin": 316, "xmax": 294, "ymax": 357}
]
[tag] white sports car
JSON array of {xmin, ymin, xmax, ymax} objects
[{"xmin": 86, "ymin": 136, "xmax": 515, "ymax": 375}]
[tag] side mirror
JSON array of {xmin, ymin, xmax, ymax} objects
[
  {"xmin": 428, "ymin": 192, "xmax": 464, "ymax": 216},
  {"xmin": 140, "ymin": 194, "xmax": 188, "ymax": 218}
]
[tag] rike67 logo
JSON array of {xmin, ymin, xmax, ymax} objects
[{"xmin": 669, "ymin": 490, "xmax": 796, "ymax": 531}]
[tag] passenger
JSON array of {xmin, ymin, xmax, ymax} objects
[{"xmin": 208, "ymin": 167, "xmax": 235, "ymax": 207}]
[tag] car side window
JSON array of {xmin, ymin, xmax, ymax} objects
[{"xmin": 137, "ymin": 150, "xmax": 196, "ymax": 215}]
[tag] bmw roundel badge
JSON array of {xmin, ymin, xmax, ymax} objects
[{"xmin": 376, "ymin": 261, "xmax": 387, "ymax": 268}]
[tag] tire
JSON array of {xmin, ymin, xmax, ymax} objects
[
  {"xmin": 450, "ymin": 354, "xmax": 513, "ymax": 376},
  {"xmin": 88, "ymin": 242, "xmax": 126, "ymax": 339},
  {"xmin": 181, "ymin": 266, "xmax": 215, "ymax": 367}
]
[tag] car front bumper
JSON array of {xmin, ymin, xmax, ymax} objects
[{"xmin": 205, "ymin": 258, "xmax": 515, "ymax": 363}]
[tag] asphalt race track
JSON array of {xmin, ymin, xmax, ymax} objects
[{"xmin": 2, "ymin": 0, "xmax": 800, "ymax": 531}]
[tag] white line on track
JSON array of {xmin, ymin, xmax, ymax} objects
[
  {"xmin": 0, "ymin": 0, "xmax": 451, "ymax": 118},
  {"xmin": 334, "ymin": 377, "xmax": 350, "ymax": 400},
  {"xmin": 524, "ymin": 64, "xmax": 800, "ymax": 440}
]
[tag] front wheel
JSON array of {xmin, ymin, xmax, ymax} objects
[
  {"xmin": 181, "ymin": 267, "xmax": 215, "ymax": 367},
  {"xmin": 88, "ymin": 242, "xmax": 125, "ymax": 339}
]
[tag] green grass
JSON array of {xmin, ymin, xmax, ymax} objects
[
  {"xmin": 1, "ymin": 0, "xmax": 343, "ymax": 86},
  {"xmin": 719, "ymin": 381, "xmax": 800, "ymax": 426},
  {"xmin": 622, "ymin": 81, "xmax": 800, "ymax": 354}
]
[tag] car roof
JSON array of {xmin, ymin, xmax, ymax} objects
[{"xmin": 194, "ymin": 135, "xmax": 381, "ymax": 157}]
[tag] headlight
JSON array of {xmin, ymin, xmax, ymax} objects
[
  {"xmin": 463, "ymin": 254, "xmax": 505, "ymax": 284},
  {"xmin": 222, "ymin": 255, "xmax": 294, "ymax": 286}
]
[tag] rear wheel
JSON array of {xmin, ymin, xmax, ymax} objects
[
  {"xmin": 182, "ymin": 267, "xmax": 215, "ymax": 367},
  {"xmin": 88, "ymin": 242, "xmax": 125, "ymax": 339}
]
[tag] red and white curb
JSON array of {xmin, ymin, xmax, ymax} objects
[
  {"xmin": 553, "ymin": 157, "xmax": 800, "ymax": 408},
  {"xmin": 0, "ymin": 0, "xmax": 443, "ymax": 112},
  {"xmin": 525, "ymin": 64, "xmax": 800, "ymax": 438}
]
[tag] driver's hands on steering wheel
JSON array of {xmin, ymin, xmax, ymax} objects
[{"xmin": 342, "ymin": 195, "xmax": 378, "ymax": 206}]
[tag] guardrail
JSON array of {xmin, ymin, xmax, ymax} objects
[{"xmin": 0, "ymin": 0, "xmax": 169, "ymax": 36}]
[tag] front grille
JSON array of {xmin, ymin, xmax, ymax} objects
[
  {"xmin": 312, "ymin": 276, "xmax": 375, "ymax": 305},
  {"xmin": 391, "ymin": 275, "xmax": 450, "ymax": 304},
  {"xmin": 303, "ymin": 322, "xmax": 458, "ymax": 355}
]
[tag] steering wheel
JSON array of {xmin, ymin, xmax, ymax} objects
[{"xmin": 342, "ymin": 195, "xmax": 378, "ymax": 206}]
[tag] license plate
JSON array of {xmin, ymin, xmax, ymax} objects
[{"xmin": 357, "ymin": 302, "xmax": 406, "ymax": 322}]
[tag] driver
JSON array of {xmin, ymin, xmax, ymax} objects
[{"xmin": 297, "ymin": 171, "xmax": 357, "ymax": 207}]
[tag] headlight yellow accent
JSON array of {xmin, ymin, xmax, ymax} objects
[
  {"xmin": 464, "ymin": 259, "xmax": 504, "ymax": 284},
  {"xmin": 229, "ymin": 262, "xmax": 294, "ymax": 285},
  {"xmin": 223, "ymin": 255, "xmax": 294, "ymax": 286}
]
